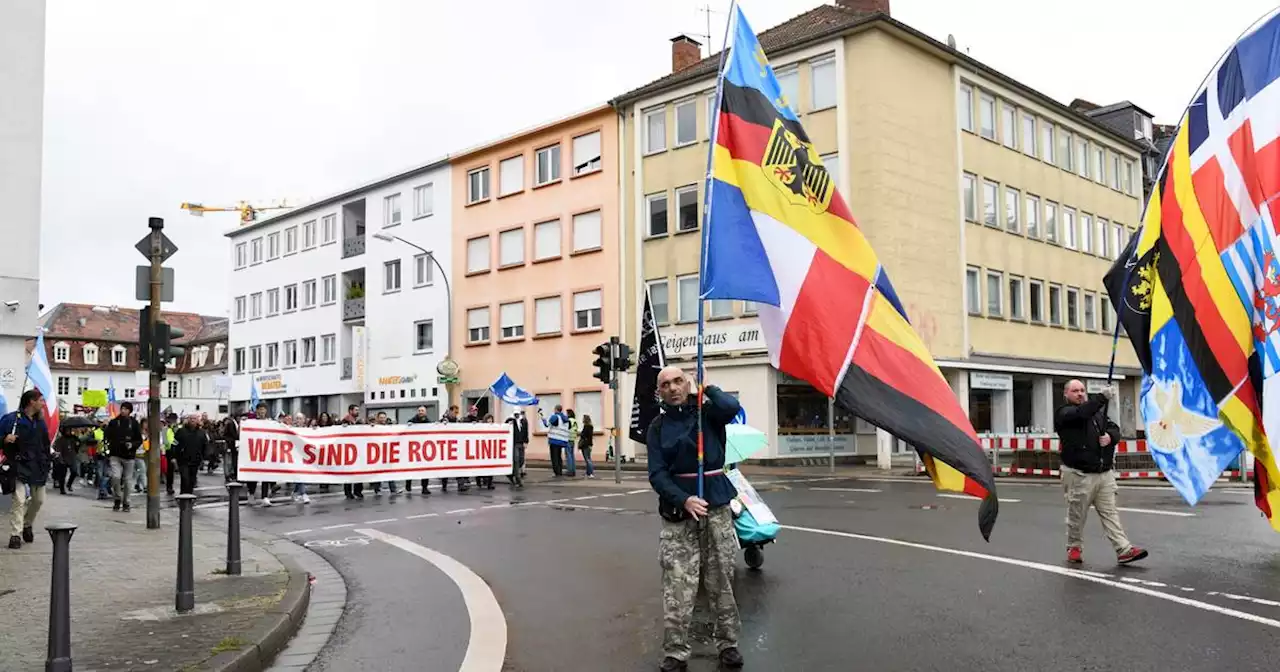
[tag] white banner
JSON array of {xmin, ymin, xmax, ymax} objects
[{"xmin": 237, "ymin": 420, "xmax": 512, "ymax": 483}]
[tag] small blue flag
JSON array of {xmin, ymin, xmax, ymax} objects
[{"xmin": 490, "ymin": 373, "xmax": 539, "ymax": 406}]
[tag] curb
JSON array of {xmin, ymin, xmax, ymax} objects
[{"xmin": 202, "ymin": 554, "xmax": 312, "ymax": 672}]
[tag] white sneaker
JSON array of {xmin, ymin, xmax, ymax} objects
[
  {"xmin": 261, "ymin": 497, "xmax": 273, "ymax": 507},
  {"xmin": 301, "ymin": 494, "xmax": 311, "ymax": 504}
]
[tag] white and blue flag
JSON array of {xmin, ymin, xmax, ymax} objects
[{"xmin": 491, "ymin": 373, "xmax": 539, "ymax": 406}]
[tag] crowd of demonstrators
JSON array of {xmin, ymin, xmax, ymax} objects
[{"xmin": 537, "ymin": 404, "xmax": 595, "ymax": 479}]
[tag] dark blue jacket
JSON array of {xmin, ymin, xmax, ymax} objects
[
  {"xmin": 646, "ymin": 386, "xmax": 740, "ymax": 509},
  {"xmin": 0, "ymin": 411, "xmax": 52, "ymax": 486}
]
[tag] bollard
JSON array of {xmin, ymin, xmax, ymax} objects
[
  {"xmin": 175, "ymin": 493, "xmax": 197, "ymax": 613},
  {"xmin": 225, "ymin": 482, "xmax": 243, "ymax": 576},
  {"xmin": 45, "ymin": 523, "xmax": 77, "ymax": 672}
]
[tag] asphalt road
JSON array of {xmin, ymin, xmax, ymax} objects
[{"xmin": 187, "ymin": 471, "xmax": 1280, "ymax": 671}]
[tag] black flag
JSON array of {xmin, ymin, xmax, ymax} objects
[
  {"xmin": 629, "ymin": 289, "xmax": 666, "ymax": 444},
  {"xmin": 1103, "ymin": 229, "xmax": 1155, "ymax": 372}
]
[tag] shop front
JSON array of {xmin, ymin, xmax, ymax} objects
[
  {"xmin": 954, "ymin": 365, "xmax": 1135, "ymax": 437},
  {"xmin": 366, "ymin": 371, "xmax": 442, "ymax": 422}
]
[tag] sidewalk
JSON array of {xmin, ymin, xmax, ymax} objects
[{"xmin": 0, "ymin": 488, "xmax": 309, "ymax": 671}]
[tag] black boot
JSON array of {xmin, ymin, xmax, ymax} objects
[
  {"xmin": 659, "ymin": 657, "xmax": 687, "ymax": 672},
  {"xmin": 718, "ymin": 647, "xmax": 744, "ymax": 668},
  {"xmin": 22, "ymin": 526, "xmax": 34, "ymax": 543},
  {"xmin": 113, "ymin": 499, "xmax": 121, "ymax": 512},
  {"xmin": 8, "ymin": 536, "xmax": 20, "ymax": 549}
]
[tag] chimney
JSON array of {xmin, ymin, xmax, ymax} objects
[
  {"xmin": 835, "ymin": 0, "xmax": 891, "ymax": 15},
  {"xmin": 670, "ymin": 35, "xmax": 702, "ymax": 73}
]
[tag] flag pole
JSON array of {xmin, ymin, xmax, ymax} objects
[{"xmin": 696, "ymin": 0, "xmax": 738, "ymax": 501}]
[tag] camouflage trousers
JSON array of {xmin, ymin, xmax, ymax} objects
[{"xmin": 659, "ymin": 504, "xmax": 740, "ymax": 660}]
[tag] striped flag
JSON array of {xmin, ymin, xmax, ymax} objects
[
  {"xmin": 701, "ymin": 6, "xmax": 998, "ymax": 539},
  {"xmin": 26, "ymin": 332, "xmax": 59, "ymax": 441}
]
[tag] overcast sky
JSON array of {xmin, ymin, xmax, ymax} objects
[{"xmin": 38, "ymin": 0, "xmax": 1278, "ymax": 317}]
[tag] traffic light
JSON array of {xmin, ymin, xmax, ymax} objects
[
  {"xmin": 138, "ymin": 306, "xmax": 153, "ymax": 369},
  {"xmin": 613, "ymin": 339, "xmax": 634, "ymax": 372},
  {"xmin": 153, "ymin": 321, "xmax": 186, "ymax": 376},
  {"xmin": 592, "ymin": 342, "xmax": 613, "ymax": 385}
]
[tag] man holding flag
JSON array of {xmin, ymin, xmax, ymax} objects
[{"xmin": 1, "ymin": 389, "xmax": 51, "ymax": 549}]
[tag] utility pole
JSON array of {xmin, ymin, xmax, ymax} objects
[
  {"xmin": 610, "ymin": 337, "xmax": 622, "ymax": 484},
  {"xmin": 146, "ymin": 217, "xmax": 163, "ymax": 529}
]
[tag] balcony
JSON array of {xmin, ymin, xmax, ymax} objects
[
  {"xmin": 342, "ymin": 236, "xmax": 365, "ymax": 259},
  {"xmin": 343, "ymin": 296, "xmax": 365, "ymax": 321}
]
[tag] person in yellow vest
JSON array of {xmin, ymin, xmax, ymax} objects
[{"xmin": 92, "ymin": 424, "xmax": 110, "ymax": 500}]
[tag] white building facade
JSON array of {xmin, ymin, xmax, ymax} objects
[{"xmin": 227, "ymin": 158, "xmax": 454, "ymax": 422}]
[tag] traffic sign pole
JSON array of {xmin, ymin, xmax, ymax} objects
[{"xmin": 145, "ymin": 218, "xmax": 165, "ymax": 530}]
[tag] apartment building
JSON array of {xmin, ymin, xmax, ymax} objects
[
  {"xmin": 226, "ymin": 158, "xmax": 454, "ymax": 422},
  {"xmin": 611, "ymin": 0, "xmax": 1147, "ymax": 461},
  {"xmin": 451, "ymin": 105, "xmax": 619, "ymax": 459}
]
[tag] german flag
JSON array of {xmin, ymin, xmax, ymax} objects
[{"xmin": 700, "ymin": 7, "xmax": 998, "ymax": 539}]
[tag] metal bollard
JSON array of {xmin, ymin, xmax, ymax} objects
[
  {"xmin": 175, "ymin": 493, "xmax": 196, "ymax": 613},
  {"xmin": 225, "ymin": 482, "xmax": 243, "ymax": 576},
  {"xmin": 45, "ymin": 522, "xmax": 77, "ymax": 672}
]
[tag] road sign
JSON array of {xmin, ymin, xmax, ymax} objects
[
  {"xmin": 135, "ymin": 266, "xmax": 175, "ymax": 302},
  {"xmin": 134, "ymin": 231, "xmax": 179, "ymax": 264}
]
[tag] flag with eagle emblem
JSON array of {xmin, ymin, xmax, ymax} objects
[{"xmin": 699, "ymin": 6, "xmax": 998, "ymax": 540}]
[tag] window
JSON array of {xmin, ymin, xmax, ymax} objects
[
  {"xmin": 1095, "ymin": 147, "xmax": 1107, "ymax": 185},
  {"xmin": 250, "ymin": 238, "xmax": 263, "ymax": 264},
  {"xmin": 1029, "ymin": 280, "xmax": 1044, "ymax": 323},
  {"xmin": 646, "ymin": 192, "xmax": 669, "ymax": 236},
  {"xmin": 235, "ymin": 243, "xmax": 247, "ymax": 269},
  {"xmin": 303, "ymin": 279, "xmax": 317, "ymax": 307},
  {"xmin": 266, "ymin": 288, "xmax": 280, "ymax": 316},
  {"xmin": 535, "ymin": 144, "xmax": 562, "ymax": 185},
  {"xmin": 676, "ymin": 185, "xmax": 699, "ymax": 231},
  {"xmin": 1049, "ymin": 284, "xmax": 1063, "ymax": 326},
  {"xmin": 466, "ymin": 236, "xmax": 490, "ymax": 273},
  {"xmin": 1084, "ymin": 292, "xmax": 1097, "ymax": 331},
  {"xmin": 1059, "ymin": 129, "xmax": 1073, "ymax": 171},
  {"xmin": 303, "ymin": 220, "xmax": 317, "ymax": 249},
  {"xmin": 284, "ymin": 284, "xmax": 298, "ymax": 312},
  {"xmin": 573, "ymin": 391, "xmax": 603, "ymax": 432},
  {"xmin": 383, "ymin": 261, "xmax": 401, "ymax": 293},
  {"xmin": 982, "ymin": 180, "xmax": 999, "ymax": 227},
  {"xmin": 742, "ymin": 301, "xmax": 759, "ymax": 315},
  {"xmin": 1124, "ymin": 160, "xmax": 1136, "ymax": 196},
  {"xmin": 705, "ymin": 93, "xmax": 720, "ymax": 139},
  {"xmin": 267, "ymin": 232, "xmax": 280, "ymax": 260},
  {"xmin": 674, "ymin": 99, "xmax": 696, "ymax": 145},
  {"xmin": 648, "ymin": 280, "xmax": 670, "ymax": 324},
  {"xmin": 322, "ymin": 214, "xmax": 336, "ymax": 243},
  {"xmin": 1102, "ymin": 298, "xmax": 1114, "ymax": 333},
  {"xmin": 111, "ymin": 346, "xmax": 125, "ymax": 366},
  {"xmin": 322, "ymin": 334, "xmax": 336, "ymax": 363},
  {"xmin": 1044, "ymin": 201, "xmax": 1058, "ymax": 243},
  {"xmin": 1080, "ymin": 213, "xmax": 1093, "ymax": 255},
  {"xmin": 467, "ymin": 307, "xmax": 490, "ymax": 343},
  {"xmin": 572, "ymin": 131, "xmax": 602, "ymax": 175},
  {"xmin": 284, "ymin": 226, "xmax": 298, "ymax": 254},
  {"xmin": 643, "ymin": 107, "xmax": 666, "ymax": 154},
  {"xmin": 283, "ymin": 341, "xmax": 297, "ymax": 368},
  {"xmin": 77, "ymin": 377, "xmax": 91, "ymax": 396},
  {"xmin": 962, "ymin": 173, "xmax": 977, "ymax": 222},
  {"xmin": 535, "ymin": 296, "xmax": 562, "ymax": 335},
  {"xmin": 573, "ymin": 290, "xmax": 603, "ymax": 331},
  {"xmin": 234, "ymin": 296, "xmax": 246, "ymax": 322},
  {"xmin": 775, "ymin": 67, "xmax": 799, "ymax": 110},
  {"xmin": 413, "ymin": 254, "xmax": 434, "ymax": 287},
  {"xmin": 250, "ymin": 346, "xmax": 262, "ymax": 371},
  {"xmin": 958, "ymin": 83, "xmax": 974, "ymax": 132},
  {"xmin": 1077, "ymin": 138, "xmax": 1089, "ymax": 178},
  {"xmin": 214, "ymin": 343, "xmax": 225, "ymax": 365},
  {"xmin": 499, "ymin": 228, "xmax": 525, "ymax": 266},
  {"xmin": 1021, "ymin": 113, "xmax": 1037, "ymax": 157},
  {"xmin": 1009, "ymin": 275, "xmax": 1025, "ymax": 320},
  {"xmin": 413, "ymin": 183, "xmax": 434, "ymax": 217},
  {"xmin": 301, "ymin": 337, "xmax": 316, "ymax": 365},
  {"xmin": 811, "ymin": 57, "xmax": 836, "ymax": 109},
  {"xmin": 414, "ymin": 320, "xmax": 434, "ymax": 352},
  {"xmin": 56, "ymin": 376, "xmax": 70, "ymax": 396},
  {"xmin": 709, "ymin": 298, "xmax": 734, "ymax": 319},
  {"xmin": 250, "ymin": 292, "xmax": 263, "ymax": 319},
  {"xmin": 499, "ymin": 302, "xmax": 525, "ymax": 339},
  {"xmin": 1063, "ymin": 208, "xmax": 1077, "ymax": 249},
  {"xmin": 383, "ymin": 193, "xmax": 401, "ymax": 227},
  {"xmin": 322, "ymin": 275, "xmax": 337, "ymax": 304},
  {"xmin": 468, "ymin": 167, "xmax": 491, "ymax": 203},
  {"xmin": 1113, "ymin": 223, "xmax": 1125, "ymax": 261},
  {"xmin": 1112, "ymin": 154, "xmax": 1122, "ymax": 190},
  {"xmin": 1000, "ymin": 103, "xmax": 1017, "ymax": 149},
  {"xmin": 1004, "ymin": 187, "xmax": 1020, "ymax": 233},
  {"xmin": 986, "ymin": 270, "xmax": 1003, "ymax": 317},
  {"xmin": 1025, "ymin": 195, "xmax": 1040, "ymax": 239},
  {"xmin": 1042, "ymin": 122, "xmax": 1055, "ymax": 164},
  {"xmin": 82, "ymin": 344, "xmax": 98, "ymax": 365},
  {"xmin": 978, "ymin": 92, "xmax": 996, "ymax": 140},
  {"xmin": 1097, "ymin": 217, "xmax": 1109, "ymax": 257},
  {"xmin": 123, "ymin": 388, "xmax": 134, "ymax": 399},
  {"xmin": 534, "ymin": 219, "xmax": 561, "ymax": 260},
  {"xmin": 965, "ymin": 267, "xmax": 981, "ymax": 315},
  {"xmin": 167, "ymin": 380, "xmax": 178, "ymax": 398},
  {"xmin": 821, "ymin": 153, "xmax": 840, "ymax": 191},
  {"xmin": 677, "ymin": 274, "xmax": 700, "ymax": 322},
  {"xmin": 266, "ymin": 342, "xmax": 279, "ymax": 369},
  {"xmin": 1066, "ymin": 288, "xmax": 1080, "ymax": 329},
  {"xmin": 573, "ymin": 210, "xmax": 602, "ymax": 252},
  {"xmin": 499, "ymin": 156, "xmax": 524, "ymax": 196}
]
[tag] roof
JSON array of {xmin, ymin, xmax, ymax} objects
[
  {"xmin": 189, "ymin": 318, "xmax": 229, "ymax": 344},
  {"xmin": 1080, "ymin": 99, "xmax": 1155, "ymax": 120},
  {"xmin": 450, "ymin": 103, "xmax": 612, "ymax": 163},
  {"xmin": 36, "ymin": 303, "xmax": 222, "ymax": 346}
]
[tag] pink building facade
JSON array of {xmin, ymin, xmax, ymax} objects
[{"xmin": 451, "ymin": 105, "xmax": 620, "ymax": 461}]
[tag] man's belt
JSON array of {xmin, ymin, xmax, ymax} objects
[{"xmin": 675, "ymin": 469, "xmax": 722, "ymax": 478}]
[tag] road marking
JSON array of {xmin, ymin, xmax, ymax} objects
[
  {"xmin": 937, "ymin": 493, "xmax": 1022, "ymax": 503},
  {"xmin": 576, "ymin": 505, "xmax": 625, "ymax": 512},
  {"xmin": 482, "ymin": 504, "xmax": 509, "ymax": 509},
  {"xmin": 357, "ymin": 529, "xmax": 507, "ymax": 672},
  {"xmin": 282, "ymin": 529, "xmax": 313, "ymax": 536},
  {"xmin": 600, "ymin": 493, "xmax": 627, "ymax": 498},
  {"xmin": 447, "ymin": 508, "xmax": 475, "ymax": 514},
  {"xmin": 321, "ymin": 523, "xmax": 355, "ymax": 530},
  {"xmin": 751, "ymin": 476, "xmax": 848, "ymax": 487},
  {"xmin": 541, "ymin": 499, "xmax": 570, "ymax": 505},
  {"xmin": 1117, "ymin": 507, "xmax": 1195, "ymax": 517},
  {"xmin": 626, "ymin": 489, "xmax": 651, "ymax": 495},
  {"xmin": 1209, "ymin": 591, "xmax": 1280, "ymax": 608},
  {"xmin": 850, "ymin": 475, "xmax": 1255, "ymax": 495},
  {"xmin": 811, "ymin": 487, "xmax": 883, "ymax": 493},
  {"xmin": 363, "ymin": 518, "xmax": 398, "ymax": 525},
  {"xmin": 782, "ymin": 524, "xmax": 1280, "ymax": 630},
  {"xmin": 406, "ymin": 513, "xmax": 439, "ymax": 519},
  {"xmin": 573, "ymin": 496, "xmax": 598, "ymax": 501}
]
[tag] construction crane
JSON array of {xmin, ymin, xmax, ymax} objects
[{"xmin": 180, "ymin": 200, "xmax": 295, "ymax": 225}]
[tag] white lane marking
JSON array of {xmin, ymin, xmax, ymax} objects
[
  {"xmin": 1117, "ymin": 507, "xmax": 1195, "ymax": 517},
  {"xmin": 358, "ymin": 529, "xmax": 507, "ymax": 672},
  {"xmin": 782, "ymin": 524, "xmax": 1280, "ymax": 630},
  {"xmin": 577, "ymin": 505, "xmax": 625, "ymax": 512},
  {"xmin": 600, "ymin": 493, "xmax": 627, "ymax": 498},
  {"xmin": 282, "ymin": 529, "xmax": 313, "ymax": 536},
  {"xmin": 1209, "ymin": 591, "xmax": 1280, "ymax": 608},
  {"xmin": 482, "ymin": 504, "xmax": 509, "ymax": 509},
  {"xmin": 321, "ymin": 523, "xmax": 355, "ymax": 530},
  {"xmin": 573, "ymin": 496, "xmax": 598, "ymax": 501},
  {"xmin": 811, "ymin": 487, "xmax": 883, "ymax": 493},
  {"xmin": 1121, "ymin": 577, "xmax": 1169, "ymax": 588},
  {"xmin": 626, "ymin": 489, "xmax": 651, "ymax": 495},
  {"xmin": 937, "ymin": 493, "xmax": 1022, "ymax": 503},
  {"xmin": 447, "ymin": 508, "xmax": 475, "ymax": 514},
  {"xmin": 852, "ymin": 475, "xmax": 1255, "ymax": 494},
  {"xmin": 363, "ymin": 518, "xmax": 399, "ymax": 525},
  {"xmin": 406, "ymin": 513, "xmax": 439, "ymax": 520},
  {"xmin": 541, "ymin": 499, "xmax": 570, "ymax": 505},
  {"xmin": 751, "ymin": 476, "xmax": 848, "ymax": 487}
]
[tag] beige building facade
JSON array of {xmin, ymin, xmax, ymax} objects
[{"xmin": 612, "ymin": 2, "xmax": 1146, "ymax": 461}]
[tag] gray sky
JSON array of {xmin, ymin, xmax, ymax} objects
[{"xmin": 39, "ymin": 0, "xmax": 1278, "ymax": 317}]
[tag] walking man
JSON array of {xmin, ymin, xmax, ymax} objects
[
  {"xmin": 1, "ymin": 390, "xmax": 52, "ymax": 549},
  {"xmin": 647, "ymin": 367, "xmax": 744, "ymax": 671},
  {"xmin": 173, "ymin": 414, "xmax": 208, "ymax": 495},
  {"xmin": 1055, "ymin": 380, "xmax": 1148, "ymax": 565},
  {"xmin": 105, "ymin": 401, "xmax": 143, "ymax": 512},
  {"xmin": 540, "ymin": 405, "xmax": 569, "ymax": 477},
  {"xmin": 506, "ymin": 411, "xmax": 528, "ymax": 488}
]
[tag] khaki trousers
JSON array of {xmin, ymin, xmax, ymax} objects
[
  {"xmin": 9, "ymin": 482, "xmax": 46, "ymax": 537},
  {"xmin": 659, "ymin": 505, "xmax": 740, "ymax": 660},
  {"xmin": 1062, "ymin": 466, "xmax": 1132, "ymax": 554}
]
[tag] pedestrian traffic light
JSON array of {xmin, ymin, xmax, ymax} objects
[
  {"xmin": 613, "ymin": 340, "xmax": 634, "ymax": 372},
  {"xmin": 592, "ymin": 342, "xmax": 613, "ymax": 385},
  {"xmin": 153, "ymin": 321, "xmax": 185, "ymax": 376},
  {"xmin": 138, "ymin": 305, "xmax": 153, "ymax": 369}
]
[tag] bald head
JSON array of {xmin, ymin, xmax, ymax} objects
[
  {"xmin": 657, "ymin": 366, "xmax": 693, "ymax": 406},
  {"xmin": 1063, "ymin": 379, "xmax": 1087, "ymax": 405}
]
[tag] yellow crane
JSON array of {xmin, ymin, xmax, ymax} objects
[{"xmin": 180, "ymin": 200, "xmax": 295, "ymax": 225}]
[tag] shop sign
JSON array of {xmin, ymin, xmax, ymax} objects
[
  {"xmin": 969, "ymin": 371, "xmax": 1013, "ymax": 391},
  {"xmin": 662, "ymin": 323, "xmax": 766, "ymax": 358},
  {"xmin": 377, "ymin": 374, "xmax": 419, "ymax": 387},
  {"xmin": 776, "ymin": 434, "xmax": 860, "ymax": 456},
  {"xmin": 257, "ymin": 373, "xmax": 288, "ymax": 395},
  {"xmin": 1086, "ymin": 379, "xmax": 1111, "ymax": 393},
  {"xmin": 353, "ymin": 326, "xmax": 367, "ymax": 389},
  {"xmin": 0, "ymin": 368, "xmax": 15, "ymax": 389}
]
